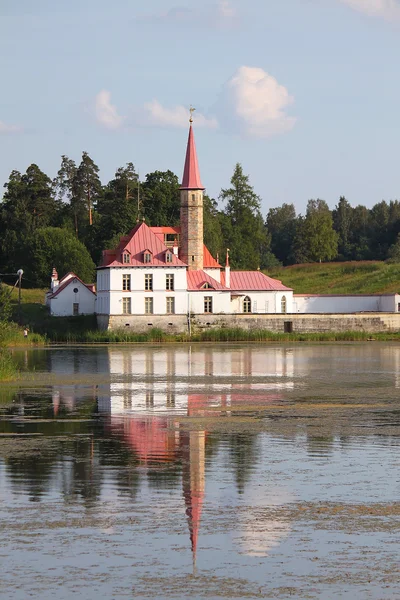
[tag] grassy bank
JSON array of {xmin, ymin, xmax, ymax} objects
[
  {"xmin": 43, "ymin": 326, "xmax": 400, "ymax": 344},
  {"xmin": 0, "ymin": 321, "xmax": 44, "ymax": 346},
  {"xmin": 268, "ymin": 261, "xmax": 400, "ymax": 294},
  {"xmin": 0, "ymin": 349, "xmax": 18, "ymax": 381}
]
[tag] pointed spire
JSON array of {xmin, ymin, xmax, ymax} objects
[{"xmin": 180, "ymin": 125, "xmax": 205, "ymax": 190}]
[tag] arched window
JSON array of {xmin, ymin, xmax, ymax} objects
[
  {"xmin": 243, "ymin": 296, "xmax": 251, "ymax": 313},
  {"xmin": 281, "ymin": 295, "xmax": 287, "ymax": 314}
]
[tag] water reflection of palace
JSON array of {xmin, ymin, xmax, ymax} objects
[
  {"xmin": 96, "ymin": 346, "xmax": 294, "ymax": 416},
  {"xmin": 5, "ymin": 344, "xmax": 400, "ymax": 574}
]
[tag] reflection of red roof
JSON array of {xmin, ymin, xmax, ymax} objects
[
  {"xmin": 187, "ymin": 270, "xmax": 228, "ymax": 291},
  {"xmin": 48, "ymin": 273, "xmax": 96, "ymax": 298},
  {"xmin": 221, "ymin": 271, "xmax": 292, "ymax": 291},
  {"xmin": 110, "ymin": 416, "xmax": 178, "ymax": 463},
  {"xmin": 101, "ymin": 222, "xmax": 187, "ymax": 267},
  {"xmin": 180, "ymin": 126, "xmax": 205, "ymax": 190}
]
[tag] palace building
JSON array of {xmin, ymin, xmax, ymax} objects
[{"xmin": 95, "ymin": 120, "xmax": 293, "ymax": 330}]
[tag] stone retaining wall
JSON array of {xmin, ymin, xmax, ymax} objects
[{"xmin": 97, "ymin": 312, "xmax": 400, "ymax": 333}]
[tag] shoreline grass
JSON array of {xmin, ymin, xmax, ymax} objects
[
  {"xmin": 0, "ymin": 349, "xmax": 19, "ymax": 381},
  {"xmin": 40, "ymin": 326, "xmax": 400, "ymax": 344}
]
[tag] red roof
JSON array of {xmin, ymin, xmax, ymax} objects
[
  {"xmin": 101, "ymin": 222, "xmax": 187, "ymax": 267},
  {"xmin": 203, "ymin": 245, "xmax": 221, "ymax": 268},
  {"xmin": 180, "ymin": 125, "xmax": 205, "ymax": 190},
  {"xmin": 221, "ymin": 271, "xmax": 292, "ymax": 291},
  {"xmin": 48, "ymin": 273, "xmax": 96, "ymax": 298},
  {"xmin": 150, "ymin": 225, "xmax": 220, "ymax": 268},
  {"xmin": 187, "ymin": 270, "xmax": 228, "ymax": 291}
]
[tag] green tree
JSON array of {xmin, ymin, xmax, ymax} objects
[
  {"xmin": 219, "ymin": 163, "xmax": 271, "ymax": 269},
  {"xmin": 95, "ymin": 163, "xmax": 139, "ymax": 257},
  {"xmin": 0, "ymin": 165, "xmax": 59, "ymax": 271},
  {"xmin": 22, "ymin": 227, "xmax": 96, "ymax": 287},
  {"xmin": 142, "ymin": 170, "xmax": 180, "ymax": 226},
  {"xmin": 203, "ymin": 195, "xmax": 224, "ymax": 259},
  {"xmin": 293, "ymin": 200, "xmax": 338, "ymax": 263},
  {"xmin": 351, "ymin": 204, "xmax": 371, "ymax": 260},
  {"xmin": 304, "ymin": 199, "xmax": 338, "ymax": 262},
  {"xmin": 73, "ymin": 152, "xmax": 102, "ymax": 233},
  {"xmin": 333, "ymin": 196, "xmax": 353, "ymax": 260},
  {"xmin": 0, "ymin": 283, "xmax": 12, "ymax": 321},
  {"xmin": 266, "ymin": 203, "xmax": 297, "ymax": 265},
  {"xmin": 53, "ymin": 155, "xmax": 78, "ymax": 231},
  {"xmin": 387, "ymin": 233, "xmax": 400, "ymax": 262}
]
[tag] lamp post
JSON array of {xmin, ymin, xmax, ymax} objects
[{"xmin": 17, "ymin": 269, "xmax": 23, "ymax": 324}]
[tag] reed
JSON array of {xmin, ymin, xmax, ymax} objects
[
  {"xmin": 0, "ymin": 348, "xmax": 18, "ymax": 381},
  {"xmin": 42, "ymin": 326, "xmax": 400, "ymax": 344}
]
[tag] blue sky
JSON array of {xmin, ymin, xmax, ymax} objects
[{"xmin": 1, "ymin": 0, "xmax": 400, "ymax": 214}]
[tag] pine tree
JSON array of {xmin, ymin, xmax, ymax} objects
[
  {"xmin": 333, "ymin": 196, "xmax": 353, "ymax": 260},
  {"xmin": 73, "ymin": 152, "xmax": 102, "ymax": 231},
  {"xmin": 142, "ymin": 170, "xmax": 180, "ymax": 226},
  {"xmin": 95, "ymin": 163, "xmax": 139, "ymax": 259},
  {"xmin": 219, "ymin": 163, "xmax": 272, "ymax": 269},
  {"xmin": 302, "ymin": 199, "xmax": 338, "ymax": 263}
]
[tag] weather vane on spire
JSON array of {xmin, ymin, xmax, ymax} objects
[{"xmin": 189, "ymin": 105, "xmax": 196, "ymax": 124}]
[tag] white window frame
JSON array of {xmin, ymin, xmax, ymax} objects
[
  {"xmin": 166, "ymin": 274, "xmax": 174, "ymax": 291},
  {"xmin": 166, "ymin": 297, "xmax": 175, "ymax": 314},
  {"xmin": 122, "ymin": 297, "xmax": 131, "ymax": 314},
  {"xmin": 145, "ymin": 297, "xmax": 153, "ymax": 314},
  {"xmin": 204, "ymin": 296, "xmax": 213, "ymax": 314},
  {"xmin": 145, "ymin": 274, "xmax": 153, "ymax": 291},
  {"xmin": 122, "ymin": 274, "xmax": 131, "ymax": 291}
]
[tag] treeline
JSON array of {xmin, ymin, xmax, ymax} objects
[{"xmin": 1, "ymin": 152, "xmax": 400, "ymax": 287}]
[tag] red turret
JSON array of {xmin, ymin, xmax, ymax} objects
[{"xmin": 180, "ymin": 125, "xmax": 205, "ymax": 190}]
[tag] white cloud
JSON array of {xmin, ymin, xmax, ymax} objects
[
  {"xmin": 215, "ymin": 66, "xmax": 296, "ymax": 138},
  {"xmin": 217, "ymin": 0, "xmax": 236, "ymax": 19},
  {"xmin": 0, "ymin": 120, "xmax": 22, "ymax": 134},
  {"xmin": 338, "ymin": 0, "xmax": 400, "ymax": 20},
  {"xmin": 94, "ymin": 89, "xmax": 125, "ymax": 130},
  {"xmin": 139, "ymin": 1, "xmax": 238, "ymax": 28},
  {"xmin": 142, "ymin": 100, "xmax": 218, "ymax": 129}
]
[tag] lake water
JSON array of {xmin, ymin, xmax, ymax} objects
[{"xmin": 1, "ymin": 344, "xmax": 400, "ymax": 599}]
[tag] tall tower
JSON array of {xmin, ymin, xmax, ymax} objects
[{"xmin": 180, "ymin": 114, "xmax": 205, "ymax": 271}]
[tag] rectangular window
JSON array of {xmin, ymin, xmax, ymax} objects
[
  {"xmin": 166, "ymin": 252, "xmax": 173, "ymax": 263},
  {"xmin": 166, "ymin": 297, "xmax": 175, "ymax": 314},
  {"xmin": 73, "ymin": 303, "xmax": 79, "ymax": 316},
  {"xmin": 166, "ymin": 274, "xmax": 174, "ymax": 291},
  {"xmin": 122, "ymin": 274, "xmax": 131, "ymax": 291},
  {"xmin": 145, "ymin": 297, "xmax": 153, "ymax": 314},
  {"xmin": 123, "ymin": 252, "xmax": 130, "ymax": 264},
  {"xmin": 145, "ymin": 274, "xmax": 153, "ymax": 291},
  {"xmin": 204, "ymin": 296, "xmax": 213, "ymax": 314},
  {"xmin": 122, "ymin": 297, "xmax": 131, "ymax": 314},
  {"xmin": 144, "ymin": 252, "xmax": 151, "ymax": 263}
]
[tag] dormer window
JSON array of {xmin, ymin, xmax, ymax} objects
[
  {"xmin": 144, "ymin": 251, "xmax": 152, "ymax": 264},
  {"xmin": 201, "ymin": 282, "xmax": 213, "ymax": 290},
  {"xmin": 166, "ymin": 251, "xmax": 173, "ymax": 263},
  {"xmin": 122, "ymin": 251, "xmax": 130, "ymax": 264}
]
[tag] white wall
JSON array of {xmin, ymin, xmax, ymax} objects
[
  {"xmin": 189, "ymin": 291, "xmax": 231, "ymax": 314},
  {"xmin": 230, "ymin": 291, "xmax": 293, "ymax": 314},
  {"xmin": 203, "ymin": 268, "xmax": 221, "ymax": 283},
  {"xmin": 98, "ymin": 266, "xmax": 189, "ymax": 315},
  {"xmin": 49, "ymin": 279, "xmax": 96, "ymax": 316},
  {"xmin": 293, "ymin": 294, "xmax": 400, "ymax": 313}
]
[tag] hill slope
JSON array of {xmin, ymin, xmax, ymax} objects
[{"xmin": 268, "ymin": 262, "xmax": 400, "ymax": 295}]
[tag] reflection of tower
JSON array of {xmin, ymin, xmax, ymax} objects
[{"xmin": 181, "ymin": 430, "xmax": 205, "ymax": 575}]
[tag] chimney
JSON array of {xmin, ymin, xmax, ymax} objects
[
  {"xmin": 225, "ymin": 249, "xmax": 230, "ymax": 288},
  {"xmin": 51, "ymin": 267, "xmax": 59, "ymax": 291},
  {"xmin": 173, "ymin": 238, "xmax": 179, "ymax": 256}
]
